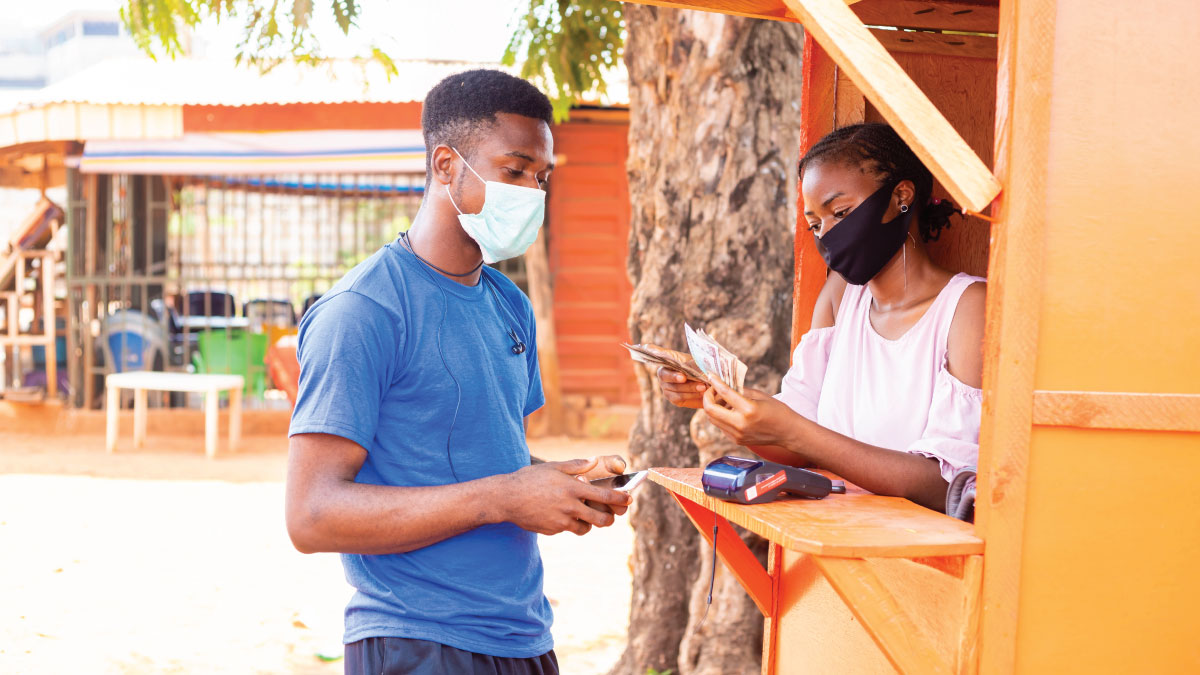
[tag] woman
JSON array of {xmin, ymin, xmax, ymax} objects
[{"xmin": 656, "ymin": 123, "xmax": 985, "ymax": 511}]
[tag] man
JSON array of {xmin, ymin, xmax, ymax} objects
[{"xmin": 285, "ymin": 69, "xmax": 632, "ymax": 674}]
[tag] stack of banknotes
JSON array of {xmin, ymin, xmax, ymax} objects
[{"xmin": 621, "ymin": 323, "xmax": 747, "ymax": 394}]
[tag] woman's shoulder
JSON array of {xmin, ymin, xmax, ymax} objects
[
  {"xmin": 811, "ymin": 273, "xmax": 849, "ymax": 330},
  {"xmin": 946, "ymin": 278, "xmax": 987, "ymax": 388}
]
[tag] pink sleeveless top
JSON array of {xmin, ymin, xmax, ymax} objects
[{"xmin": 775, "ymin": 273, "xmax": 984, "ymax": 482}]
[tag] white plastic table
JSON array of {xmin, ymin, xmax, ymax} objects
[{"xmin": 105, "ymin": 371, "xmax": 245, "ymax": 459}]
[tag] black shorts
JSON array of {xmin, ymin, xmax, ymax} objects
[{"xmin": 344, "ymin": 637, "xmax": 559, "ymax": 675}]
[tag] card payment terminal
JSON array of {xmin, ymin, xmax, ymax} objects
[{"xmin": 702, "ymin": 456, "xmax": 844, "ymax": 504}]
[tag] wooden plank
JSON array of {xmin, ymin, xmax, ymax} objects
[
  {"xmin": 649, "ymin": 467, "xmax": 983, "ymax": 558},
  {"xmin": 673, "ymin": 493, "xmax": 774, "ymax": 617},
  {"xmin": 781, "ymin": 0, "xmax": 1001, "ymax": 212},
  {"xmin": 911, "ymin": 555, "xmax": 966, "ymax": 579},
  {"xmin": 83, "ymin": 174, "xmax": 97, "ymax": 410},
  {"xmin": 793, "ymin": 33, "xmax": 836, "ymax": 350},
  {"xmin": 975, "ymin": 0, "xmax": 1055, "ymax": 670},
  {"xmin": 872, "ymin": 28, "xmax": 997, "ymax": 61},
  {"xmin": 956, "ymin": 554, "xmax": 983, "ymax": 675},
  {"xmin": 41, "ymin": 249, "xmax": 57, "ymax": 398},
  {"xmin": 836, "ymin": 64, "xmax": 867, "ymax": 125},
  {"xmin": 762, "ymin": 542, "xmax": 783, "ymax": 675},
  {"xmin": 524, "ymin": 230, "xmax": 565, "ymax": 435},
  {"xmin": 1032, "ymin": 391, "xmax": 1200, "ymax": 433},
  {"xmin": 632, "ymin": 0, "xmax": 800, "ymax": 22},
  {"xmin": 852, "ymin": 0, "xmax": 999, "ymax": 34},
  {"xmin": 814, "ymin": 556, "xmax": 953, "ymax": 675}
]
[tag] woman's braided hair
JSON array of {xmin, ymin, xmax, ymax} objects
[{"xmin": 799, "ymin": 123, "xmax": 958, "ymax": 242}]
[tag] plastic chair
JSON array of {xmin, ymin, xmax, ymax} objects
[
  {"xmin": 101, "ymin": 310, "xmax": 167, "ymax": 374},
  {"xmin": 244, "ymin": 299, "xmax": 296, "ymax": 332},
  {"xmin": 192, "ymin": 331, "xmax": 268, "ymax": 398},
  {"xmin": 187, "ymin": 291, "xmax": 237, "ymax": 318}
]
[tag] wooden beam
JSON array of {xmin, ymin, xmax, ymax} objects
[
  {"xmin": 673, "ymin": 493, "xmax": 774, "ymax": 617},
  {"xmin": 956, "ymin": 554, "xmax": 984, "ymax": 675},
  {"xmin": 975, "ymin": 0, "xmax": 1055, "ymax": 670},
  {"xmin": 852, "ymin": 0, "xmax": 999, "ymax": 34},
  {"xmin": 762, "ymin": 542, "xmax": 783, "ymax": 675},
  {"xmin": 872, "ymin": 28, "xmax": 998, "ymax": 60},
  {"xmin": 524, "ymin": 230, "xmax": 565, "ymax": 435},
  {"xmin": 41, "ymin": 249, "xmax": 57, "ymax": 398},
  {"xmin": 792, "ymin": 33, "xmax": 835, "ymax": 350},
  {"xmin": 1032, "ymin": 391, "xmax": 1200, "ymax": 433},
  {"xmin": 814, "ymin": 556, "xmax": 953, "ymax": 675},
  {"xmin": 781, "ymin": 0, "xmax": 1002, "ymax": 212},
  {"xmin": 632, "ymin": 0, "xmax": 800, "ymax": 22}
]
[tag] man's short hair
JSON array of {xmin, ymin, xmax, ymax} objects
[{"xmin": 421, "ymin": 69, "xmax": 554, "ymax": 181}]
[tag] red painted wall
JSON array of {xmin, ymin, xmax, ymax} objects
[
  {"xmin": 548, "ymin": 116, "xmax": 638, "ymax": 406},
  {"xmin": 183, "ymin": 102, "xmax": 424, "ymax": 132}
]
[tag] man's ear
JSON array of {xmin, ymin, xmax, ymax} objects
[
  {"xmin": 430, "ymin": 145, "xmax": 456, "ymax": 186},
  {"xmin": 894, "ymin": 179, "xmax": 917, "ymax": 210}
]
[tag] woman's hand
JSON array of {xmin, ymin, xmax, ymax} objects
[
  {"xmin": 702, "ymin": 380, "xmax": 800, "ymax": 448},
  {"xmin": 647, "ymin": 344, "xmax": 708, "ymax": 409}
]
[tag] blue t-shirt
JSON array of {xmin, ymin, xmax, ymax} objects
[{"xmin": 288, "ymin": 236, "xmax": 549, "ymax": 657}]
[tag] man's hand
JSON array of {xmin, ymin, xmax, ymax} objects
[
  {"xmin": 501, "ymin": 458, "xmax": 633, "ymax": 536},
  {"xmin": 702, "ymin": 379, "xmax": 800, "ymax": 448},
  {"xmin": 578, "ymin": 454, "xmax": 628, "ymax": 481},
  {"xmin": 576, "ymin": 454, "xmax": 632, "ymax": 518}
]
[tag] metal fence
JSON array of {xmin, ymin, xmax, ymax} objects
[{"xmin": 64, "ymin": 170, "xmax": 432, "ymax": 409}]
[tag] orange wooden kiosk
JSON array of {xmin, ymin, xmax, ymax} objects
[{"xmin": 622, "ymin": 0, "xmax": 1200, "ymax": 672}]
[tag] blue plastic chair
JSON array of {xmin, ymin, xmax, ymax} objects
[{"xmin": 101, "ymin": 310, "xmax": 167, "ymax": 373}]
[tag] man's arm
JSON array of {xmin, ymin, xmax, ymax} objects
[{"xmin": 285, "ymin": 433, "xmax": 632, "ymax": 555}]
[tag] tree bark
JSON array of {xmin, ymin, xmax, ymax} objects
[{"xmin": 613, "ymin": 6, "xmax": 804, "ymax": 675}]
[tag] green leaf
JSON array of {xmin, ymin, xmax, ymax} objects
[
  {"xmin": 505, "ymin": 0, "xmax": 625, "ymax": 122},
  {"xmin": 120, "ymin": 0, "xmax": 374, "ymax": 75}
]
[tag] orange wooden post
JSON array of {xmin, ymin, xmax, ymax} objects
[{"xmin": 791, "ymin": 32, "xmax": 834, "ymax": 350}]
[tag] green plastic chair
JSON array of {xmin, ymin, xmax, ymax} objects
[{"xmin": 192, "ymin": 331, "xmax": 268, "ymax": 399}]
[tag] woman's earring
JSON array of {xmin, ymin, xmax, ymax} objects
[{"xmin": 899, "ymin": 203, "xmax": 909, "ymax": 213}]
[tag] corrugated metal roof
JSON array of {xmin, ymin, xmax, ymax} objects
[{"xmin": 0, "ymin": 57, "xmax": 629, "ymax": 112}]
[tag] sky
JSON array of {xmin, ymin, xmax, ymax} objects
[{"xmin": 9, "ymin": 0, "xmax": 530, "ymax": 64}]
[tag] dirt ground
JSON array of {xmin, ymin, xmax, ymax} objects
[{"xmin": 0, "ymin": 431, "xmax": 634, "ymax": 674}]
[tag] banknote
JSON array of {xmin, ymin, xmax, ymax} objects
[
  {"xmin": 621, "ymin": 326, "xmax": 747, "ymax": 394},
  {"xmin": 684, "ymin": 324, "xmax": 747, "ymax": 394},
  {"xmin": 621, "ymin": 342, "xmax": 709, "ymax": 383}
]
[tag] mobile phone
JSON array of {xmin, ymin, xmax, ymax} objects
[{"xmin": 590, "ymin": 471, "xmax": 647, "ymax": 492}]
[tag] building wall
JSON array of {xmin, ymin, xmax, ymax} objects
[{"xmin": 548, "ymin": 114, "xmax": 637, "ymax": 406}]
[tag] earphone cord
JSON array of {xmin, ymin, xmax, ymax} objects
[
  {"xmin": 694, "ymin": 522, "xmax": 719, "ymax": 634},
  {"xmin": 484, "ymin": 274, "xmax": 526, "ymax": 353},
  {"xmin": 400, "ymin": 231, "xmax": 483, "ymax": 278},
  {"xmin": 398, "ymin": 233, "xmax": 464, "ymax": 482}
]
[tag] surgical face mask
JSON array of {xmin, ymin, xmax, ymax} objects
[
  {"xmin": 817, "ymin": 181, "xmax": 912, "ymax": 285},
  {"xmin": 445, "ymin": 147, "xmax": 546, "ymax": 264}
]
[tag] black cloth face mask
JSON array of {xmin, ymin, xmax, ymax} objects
[{"xmin": 817, "ymin": 181, "xmax": 912, "ymax": 285}]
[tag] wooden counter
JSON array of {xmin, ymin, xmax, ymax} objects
[
  {"xmin": 649, "ymin": 467, "xmax": 982, "ymax": 558},
  {"xmin": 648, "ymin": 467, "xmax": 983, "ymax": 675}
]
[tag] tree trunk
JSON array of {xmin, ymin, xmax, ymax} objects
[{"xmin": 613, "ymin": 6, "xmax": 804, "ymax": 675}]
